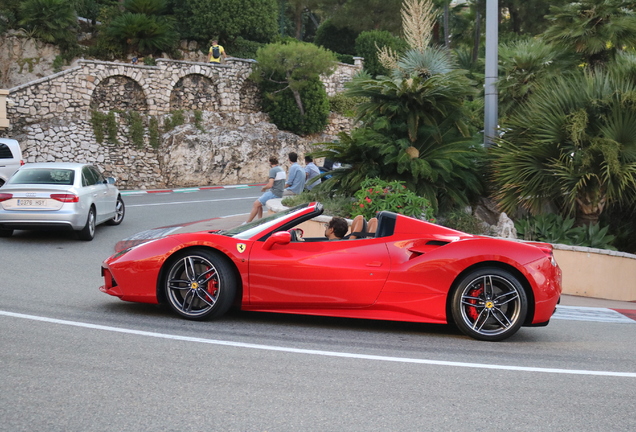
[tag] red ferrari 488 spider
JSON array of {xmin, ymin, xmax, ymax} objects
[{"xmin": 100, "ymin": 202, "xmax": 562, "ymax": 341}]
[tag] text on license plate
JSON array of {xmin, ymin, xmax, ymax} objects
[{"xmin": 17, "ymin": 199, "xmax": 47, "ymax": 206}]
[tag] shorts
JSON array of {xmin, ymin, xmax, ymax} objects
[{"xmin": 258, "ymin": 190, "xmax": 280, "ymax": 205}]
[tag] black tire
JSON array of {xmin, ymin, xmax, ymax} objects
[
  {"xmin": 163, "ymin": 249, "xmax": 237, "ymax": 320},
  {"xmin": 106, "ymin": 196, "xmax": 125, "ymax": 226},
  {"xmin": 0, "ymin": 229, "xmax": 13, "ymax": 237},
  {"xmin": 77, "ymin": 207, "xmax": 96, "ymax": 241},
  {"xmin": 451, "ymin": 268, "xmax": 528, "ymax": 341}
]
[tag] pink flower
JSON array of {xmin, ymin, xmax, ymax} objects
[
  {"xmin": 359, "ymin": 204, "xmax": 365, "ymax": 208},
  {"xmin": 365, "ymin": 197, "xmax": 372, "ymax": 203}
]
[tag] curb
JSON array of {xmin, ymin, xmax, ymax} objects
[{"xmin": 120, "ymin": 183, "xmax": 267, "ymax": 196}]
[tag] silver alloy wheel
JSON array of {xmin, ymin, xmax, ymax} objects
[
  {"xmin": 166, "ymin": 254, "xmax": 221, "ymax": 318},
  {"xmin": 452, "ymin": 269, "xmax": 527, "ymax": 341},
  {"xmin": 78, "ymin": 207, "xmax": 96, "ymax": 240},
  {"xmin": 108, "ymin": 196, "xmax": 125, "ymax": 225}
]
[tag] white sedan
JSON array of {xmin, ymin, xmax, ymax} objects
[{"xmin": 0, "ymin": 162, "xmax": 125, "ymax": 240}]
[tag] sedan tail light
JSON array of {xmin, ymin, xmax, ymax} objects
[
  {"xmin": 50, "ymin": 193, "xmax": 79, "ymax": 203},
  {"xmin": 0, "ymin": 193, "xmax": 13, "ymax": 202}
]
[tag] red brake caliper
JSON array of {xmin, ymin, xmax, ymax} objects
[{"xmin": 466, "ymin": 285, "xmax": 484, "ymax": 321}]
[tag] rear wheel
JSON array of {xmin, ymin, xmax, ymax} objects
[
  {"xmin": 106, "ymin": 196, "xmax": 125, "ymax": 226},
  {"xmin": 77, "ymin": 207, "xmax": 96, "ymax": 241},
  {"xmin": 164, "ymin": 249, "xmax": 237, "ymax": 320},
  {"xmin": 451, "ymin": 268, "xmax": 527, "ymax": 341}
]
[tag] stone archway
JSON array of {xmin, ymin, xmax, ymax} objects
[
  {"xmin": 169, "ymin": 74, "xmax": 219, "ymax": 111},
  {"xmin": 90, "ymin": 75, "xmax": 148, "ymax": 112}
]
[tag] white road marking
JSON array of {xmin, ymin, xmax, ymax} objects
[
  {"xmin": 126, "ymin": 196, "xmax": 258, "ymax": 208},
  {"xmin": 1, "ymin": 310, "xmax": 635, "ymax": 378},
  {"xmin": 554, "ymin": 305, "xmax": 636, "ymax": 324}
]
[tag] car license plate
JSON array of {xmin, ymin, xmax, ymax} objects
[{"xmin": 17, "ymin": 199, "xmax": 47, "ymax": 206}]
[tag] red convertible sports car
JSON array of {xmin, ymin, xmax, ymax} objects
[{"xmin": 100, "ymin": 202, "xmax": 562, "ymax": 341}]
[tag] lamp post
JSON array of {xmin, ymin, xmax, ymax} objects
[{"xmin": 484, "ymin": 0, "xmax": 498, "ymax": 147}]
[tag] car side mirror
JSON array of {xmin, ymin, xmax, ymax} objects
[
  {"xmin": 105, "ymin": 177, "xmax": 116, "ymax": 185},
  {"xmin": 262, "ymin": 231, "xmax": 291, "ymax": 250}
]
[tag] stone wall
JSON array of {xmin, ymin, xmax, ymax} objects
[{"xmin": 2, "ymin": 58, "xmax": 360, "ymax": 189}]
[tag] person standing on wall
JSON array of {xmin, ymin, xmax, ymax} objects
[
  {"xmin": 208, "ymin": 39, "xmax": 227, "ymax": 64},
  {"xmin": 283, "ymin": 152, "xmax": 305, "ymax": 196},
  {"xmin": 246, "ymin": 156, "xmax": 286, "ymax": 223}
]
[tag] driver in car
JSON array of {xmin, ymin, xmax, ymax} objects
[{"xmin": 325, "ymin": 217, "xmax": 348, "ymax": 240}]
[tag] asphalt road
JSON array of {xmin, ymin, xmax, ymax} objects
[{"xmin": 1, "ymin": 187, "xmax": 635, "ymax": 432}]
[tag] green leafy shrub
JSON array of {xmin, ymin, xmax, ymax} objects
[
  {"xmin": 281, "ymin": 190, "xmax": 352, "ymax": 219},
  {"xmin": 148, "ymin": 116, "xmax": 160, "ymax": 148},
  {"xmin": 127, "ymin": 111, "xmax": 145, "ymax": 148},
  {"xmin": 328, "ymin": 93, "xmax": 366, "ymax": 117},
  {"xmin": 193, "ymin": 110, "xmax": 204, "ymax": 131},
  {"xmin": 515, "ymin": 214, "xmax": 616, "ymax": 250},
  {"xmin": 226, "ymin": 36, "xmax": 264, "ymax": 60},
  {"xmin": 163, "ymin": 110, "xmax": 184, "ymax": 131},
  {"xmin": 261, "ymin": 77, "xmax": 330, "ymax": 135},
  {"xmin": 90, "ymin": 111, "xmax": 106, "ymax": 143},
  {"xmin": 439, "ymin": 209, "xmax": 487, "ymax": 235},
  {"xmin": 351, "ymin": 178, "xmax": 435, "ymax": 221},
  {"xmin": 106, "ymin": 111, "xmax": 119, "ymax": 144},
  {"xmin": 314, "ymin": 19, "xmax": 358, "ymax": 56}
]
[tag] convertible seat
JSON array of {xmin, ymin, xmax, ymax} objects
[
  {"xmin": 366, "ymin": 217, "xmax": 378, "ymax": 237},
  {"xmin": 347, "ymin": 215, "xmax": 367, "ymax": 239}
]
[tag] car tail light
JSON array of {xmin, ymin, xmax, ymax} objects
[
  {"xmin": 0, "ymin": 193, "xmax": 13, "ymax": 202},
  {"xmin": 20, "ymin": 160, "xmax": 25, "ymax": 166},
  {"xmin": 50, "ymin": 193, "xmax": 79, "ymax": 203}
]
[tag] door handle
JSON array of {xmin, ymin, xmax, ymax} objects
[{"xmin": 366, "ymin": 261, "xmax": 383, "ymax": 267}]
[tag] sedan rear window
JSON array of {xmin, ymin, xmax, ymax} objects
[{"xmin": 9, "ymin": 168, "xmax": 75, "ymax": 185}]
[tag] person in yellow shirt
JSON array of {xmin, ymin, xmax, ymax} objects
[{"xmin": 207, "ymin": 39, "xmax": 227, "ymax": 64}]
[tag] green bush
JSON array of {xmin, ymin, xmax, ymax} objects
[
  {"xmin": 261, "ymin": 77, "xmax": 330, "ymax": 136},
  {"xmin": 355, "ymin": 30, "xmax": 408, "ymax": 77},
  {"xmin": 127, "ymin": 111, "xmax": 144, "ymax": 148},
  {"xmin": 351, "ymin": 178, "xmax": 435, "ymax": 221},
  {"xmin": 19, "ymin": 0, "xmax": 78, "ymax": 49},
  {"xmin": 226, "ymin": 36, "xmax": 264, "ymax": 60},
  {"xmin": 148, "ymin": 116, "xmax": 160, "ymax": 148},
  {"xmin": 90, "ymin": 110, "xmax": 106, "ymax": 144},
  {"xmin": 314, "ymin": 19, "xmax": 358, "ymax": 56},
  {"xmin": 281, "ymin": 190, "xmax": 353, "ymax": 219},
  {"xmin": 328, "ymin": 93, "xmax": 366, "ymax": 117},
  {"xmin": 515, "ymin": 214, "xmax": 616, "ymax": 250},
  {"xmin": 193, "ymin": 110, "xmax": 204, "ymax": 131},
  {"xmin": 335, "ymin": 53, "xmax": 355, "ymax": 64},
  {"xmin": 163, "ymin": 110, "xmax": 184, "ymax": 131},
  {"xmin": 439, "ymin": 209, "xmax": 487, "ymax": 235},
  {"xmin": 106, "ymin": 111, "xmax": 119, "ymax": 144}
]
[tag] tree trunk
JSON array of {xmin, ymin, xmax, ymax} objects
[{"xmin": 291, "ymin": 89, "xmax": 305, "ymax": 117}]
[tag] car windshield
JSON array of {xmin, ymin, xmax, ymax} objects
[
  {"xmin": 9, "ymin": 168, "xmax": 75, "ymax": 185},
  {"xmin": 222, "ymin": 203, "xmax": 312, "ymax": 240}
]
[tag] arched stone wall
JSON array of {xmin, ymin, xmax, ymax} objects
[
  {"xmin": 170, "ymin": 74, "xmax": 218, "ymax": 111},
  {"xmin": 90, "ymin": 75, "xmax": 148, "ymax": 112}
]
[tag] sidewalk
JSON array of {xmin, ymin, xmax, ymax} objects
[{"xmin": 560, "ymin": 294, "xmax": 636, "ymax": 310}]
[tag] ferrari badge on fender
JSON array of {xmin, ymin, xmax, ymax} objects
[{"xmin": 237, "ymin": 243, "xmax": 246, "ymax": 253}]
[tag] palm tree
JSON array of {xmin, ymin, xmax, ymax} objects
[
  {"xmin": 314, "ymin": 0, "xmax": 484, "ymax": 210},
  {"xmin": 491, "ymin": 68, "xmax": 636, "ymax": 226},
  {"xmin": 19, "ymin": 0, "xmax": 77, "ymax": 48},
  {"xmin": 497, "ymin": 38, "xmax": 577, "ymax": 120},
  {"xmin": 543, "ymin": 0, "xmax": 636, "ymax": 67}
]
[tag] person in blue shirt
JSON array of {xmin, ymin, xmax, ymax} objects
[
  {"xmin": 304, "ymin": 155, "xmax": 321, "ymax": 191},
  {"xmin": 246, "ymin": 156, "xmax": 286, "ymax": 223},
  {"xmin": 283, "ymin": 152, "xmax": 305, "ymax": 195}
]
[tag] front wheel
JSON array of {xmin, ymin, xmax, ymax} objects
[
  {"xmin": 163, "ymin": 249, "xmax": 237, "ymax": 320},
  {"xmin": 451, "ymin": 268, "xmax": 528, "ymax": 341}
]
